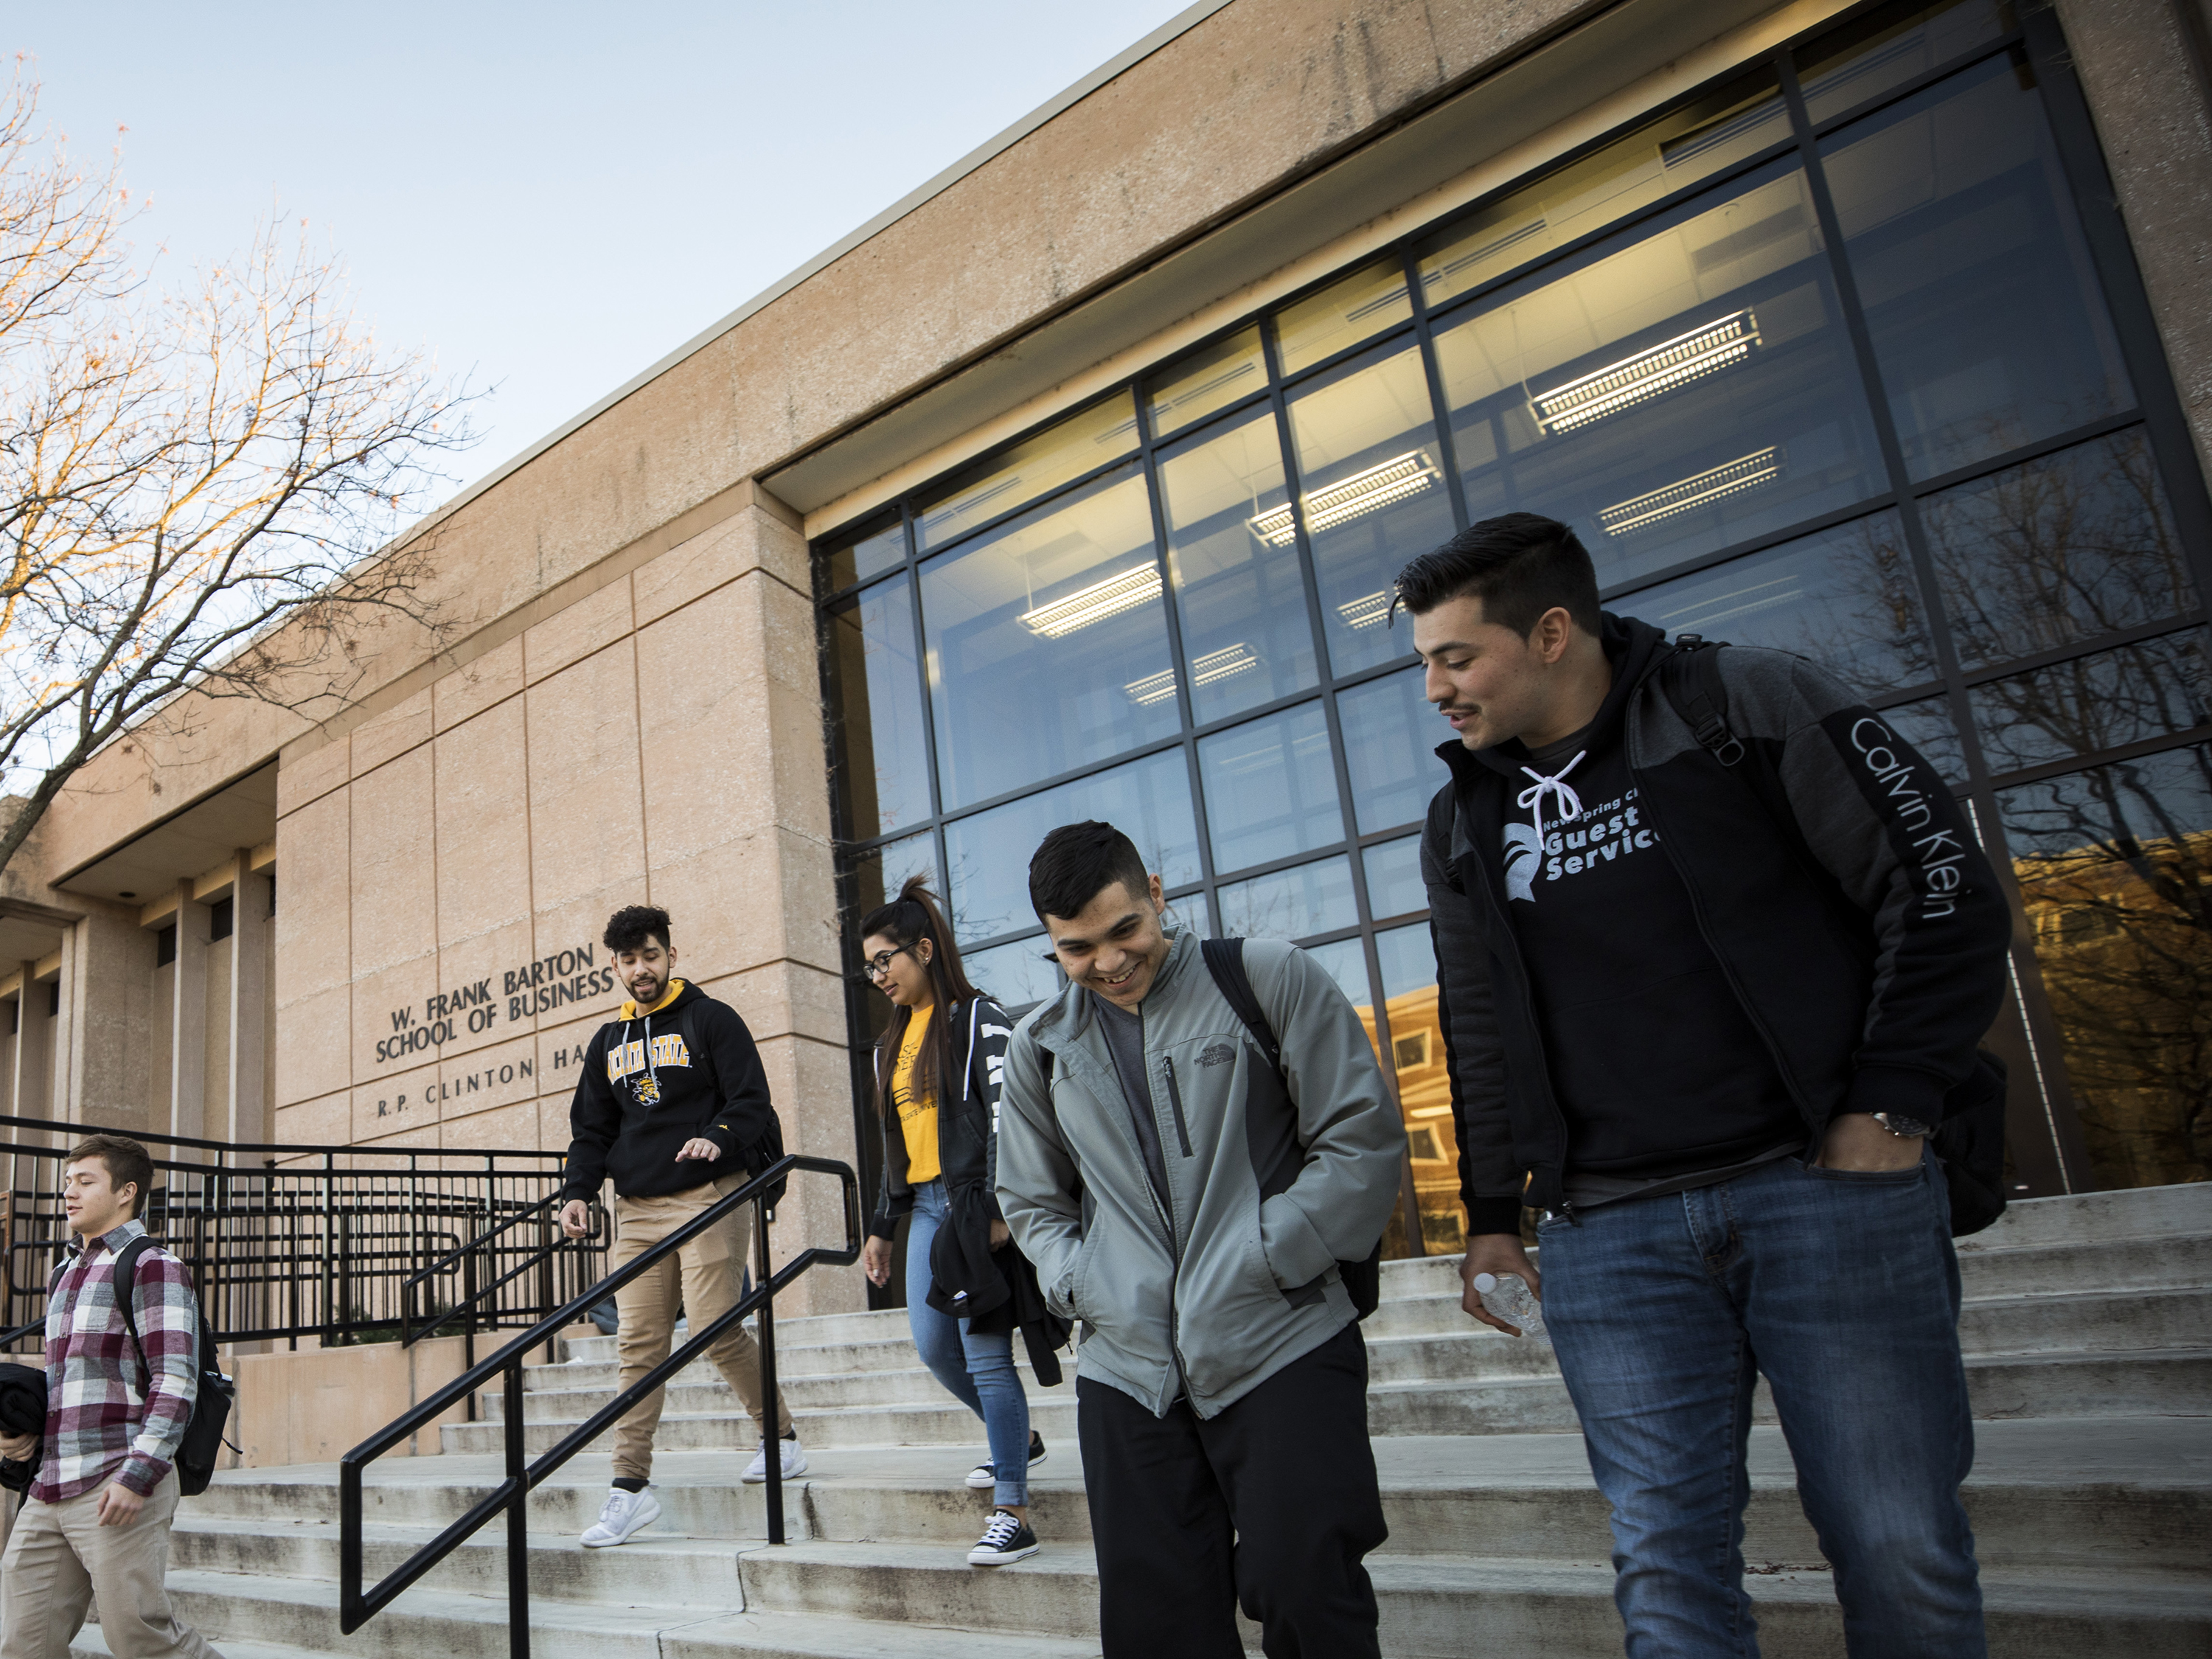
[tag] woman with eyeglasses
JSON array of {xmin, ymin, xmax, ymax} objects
[{"xmin": 856, "ymin": 875, "xmax": 1051, "ymax": 1567}]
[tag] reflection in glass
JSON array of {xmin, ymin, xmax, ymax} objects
[
  {"xmin": 1156, "ymin": 409, "xmax": 1318, "ymax": 723},
  {"xmin": 826, "ymin": 576, "xmax": 934, "ymax": 842},
  {"xmin": 1276, "ymin": 259, "xmax": 1414, "ymax": 375},
  {"xmin": 847, "ymin": 830, "xmax": 939, "ymax": 925},
  {"xmin": 1879, "ymin": 696, "xmax": 1967, "ymax": 782},
  {"xmin": 1434, "ymin": 164, "xmax": 1882, "ymax": 589},
  {"xmin": 1821, "ymin": 55, "xmax": 2132, "ymax": 481},
  {"xmin": 916, "ymin": 393, "xmax": 1139, "ymax": 551},
  {"xmin": 922, "ymin": 470, "xmax": 1175, "ymax": 808},
  {"xmin": 1364, "ymin": 835, "xmax": 1427, "ymax": 920},
  {"xmin": 1214, "ymin": 855, "xmax": 1357, "ymax": 941},
  {"xmin": 1797, "ymin": 0, "xmax": 2016, "ymax": 126},
  {"xmin": 1164, "ymin": 890, "xmax": 1212, "ymax": 940},
  {"xmin": 1301, "ymin": 936, "xmax": 1371, "ymax": 1006},
  {"xmin": 1198, "ymin": 703, "xmax": 1343, "ymax": 874},
  {"xmin": 1338, "ymin": 667, "xmax": 1449, "ymax": 833},
  {"xmin": 1626, "ymin": 511, "xmax": 1935, "ymax": 699},
  {"xmin": 1998, "ymin": 743, "xmax": 2212, "ymax": 1189},
  {"xmin": 963, "ymin": 936, "xmax": 1064, "ymax": 1012},
  {"xmin": 1148, "ymin": 328, "xmax": 1267, "ymax": 439},
  {"xmin": 1357, "ymin": 921, "xmax": 1460, "ymax": 1251},
  {"xmin": 824, "ymin": 515, "xmax": 905, "ymax": 591},
  {"xmin": 1969, "ymin": 630, "xmax": 2211, "ymax": 776},
  {"xmin": 1418, "ymin": 69, "xmax": 1790, "ymax": 312},
  {"xmin": 1284, "ymin": 347, "xmax": 1457, "ymax": 675},
  {"xmin": 945, "ymin": 748, "xmax": 1200, "ymax": 945},
  {"xmin": 1921, "ymin": 428, "xmax": 2197, "ymax": 670}
]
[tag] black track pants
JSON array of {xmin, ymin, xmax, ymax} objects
[{"xmin": 1077, "ymin": 1322, "xmax": 1387, "ymax": 1658}]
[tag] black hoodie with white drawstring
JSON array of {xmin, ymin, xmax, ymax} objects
[{"xmin": 560, "ymin": 979, "xmax": 777, "ymax": 1201}]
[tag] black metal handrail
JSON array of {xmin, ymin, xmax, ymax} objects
[
  {"xmin": 398, "ymin": 1192, "xmax": 594, "ymax": 1354},
  {"xmin": 338, "ymin": 1154, "xmax": 861, "ymax": 1658}
]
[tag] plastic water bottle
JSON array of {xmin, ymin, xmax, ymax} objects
[{"xmin": 1472, "ymin": 1272, "xmax": 1549, "ymax": 1343}]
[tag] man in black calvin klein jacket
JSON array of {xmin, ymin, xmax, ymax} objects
[{"xmin": 1406, "ymin": 514, "xmax": 2011, "ymax": 1658}]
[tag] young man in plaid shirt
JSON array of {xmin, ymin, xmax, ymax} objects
[{"xmin": 0, "ymin": 1134, "xmax": 223, "ymax": 1659}]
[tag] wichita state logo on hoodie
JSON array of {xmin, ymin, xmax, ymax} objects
[{"xmin": 607, "ymin": 1029, "xmax": 693, "ymax": 1106}]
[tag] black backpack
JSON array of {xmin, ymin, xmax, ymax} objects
[
  {"xmin": 111, "ymin": 1237, "xmax": 236, "ymax": 1497},
  {"xmin": 1659, "ymin": 636, "xmax": 2010, "ymax": 1237}
]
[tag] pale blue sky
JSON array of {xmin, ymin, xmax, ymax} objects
[{"xmin": 15, "ymin": 2, "xmax": 1194, "ymax": 501}]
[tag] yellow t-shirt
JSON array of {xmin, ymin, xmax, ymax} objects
[{"xmin": 891, "ymin": 1004, "xmax": 941, "ymax": 1186}]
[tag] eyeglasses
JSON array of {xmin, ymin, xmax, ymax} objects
[{"xmin": 862, "ymin": 946, "xmax": 911, "ymax": 981}]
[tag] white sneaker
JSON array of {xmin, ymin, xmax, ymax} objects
[
  {"xmin": 579, "ymin": 1485, "xmax": 660, "ymax": 1548},
  {"xmin": 742, "ymin": 1434, "xmax": 808, "ymax": 1484},
  {"xmin": 967, "ymin": 1508, "xmax": 1040, "ymax": 1565}
]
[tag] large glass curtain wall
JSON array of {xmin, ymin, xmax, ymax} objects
[{"xmin": 821, "ymin": 0, "xmax": 2212, "ymax": 1262}]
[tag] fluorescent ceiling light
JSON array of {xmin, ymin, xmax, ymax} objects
[
  {"xmin": 1124, "ymin": 644, "xmax": 1259, "ymax": 706},
  {"xmin": 1598, "ymin": 446, "xmax": 1787, "ymax": 536},
  {"xmin": 1337, "ymin": 591, "xmax": 1394, "ymax": 631},
  {"xmin": 1532, "ymin": 310, "xmax": 1760, "ymax": 433},
  {"xmin": 1019, "ymin": 565, "xmax": 1163, "ymax": 639},
  {"xmin": 1249, "ymin": 451, "xmax": 1439, "ymax": 547}
]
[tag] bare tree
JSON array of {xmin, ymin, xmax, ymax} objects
[{"xmin": 0, "ymin": 68, "xmax": 476, "ymax": 873}]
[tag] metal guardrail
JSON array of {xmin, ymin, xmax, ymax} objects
[
  {"xmin": 1, "ymin": 1113, "xmax": 607, "ymax": 1354},
  {"xmin": 338, "ymin": 1154, "xmax": 862, "ymax": 1659}
]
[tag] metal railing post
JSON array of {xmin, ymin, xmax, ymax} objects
[
  {"xmin": 755, "ymin": 1198, "xmax": 783, "ymax": 1545},
  {"xmin": 504, "ymin": 1363, "xmax": 531, "ymax": 1659}
]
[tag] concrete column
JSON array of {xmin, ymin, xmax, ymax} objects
[
  {"xmin": 171, "ymin": 882, "xmax": 211, "ymax": 1142},
  {"xmin": 6, "ymin": 965, "xmax": 32, "ymax": 1124},
  {"xmin": 226, "ymin": 853, "xmax": 268, "ymax": 1146},
  {"xmin": 49, "ymin": 928, "xmax": 77, "ymax": 1124}
]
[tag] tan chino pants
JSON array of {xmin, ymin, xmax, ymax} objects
[
  {"xmin": 0, "ymin": 1470, "xmax": 223, "ymax": 1659},
  {"xmin": 608, "ymin": 1171, "xmax": 795, "ymax": 1481}
]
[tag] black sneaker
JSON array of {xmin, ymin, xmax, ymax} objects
[
  {"xmin": 967, "ymin": 1508, "xmax": 1040, "ymax": 1566},
  {"xmin": 965, "ymin": 1432, "xmax": 1047, "ymax": 1490}
]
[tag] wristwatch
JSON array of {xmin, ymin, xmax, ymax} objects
[{"xmin": 1872, "ymin": 1110, "xmax": 1933, "ymax": 1139}]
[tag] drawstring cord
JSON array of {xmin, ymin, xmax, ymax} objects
[{"xmin": 1517, "ymin": 751, "xmax": 1587, "ymax": 845}]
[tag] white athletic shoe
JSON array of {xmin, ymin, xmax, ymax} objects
[
  {"xmin": 742, "ymin": 1434, "xmax": 808, "ymax": 1484},
  {"xmin": 967, "ymin": 1508, "xmax": 1040, "ymax": 1566},
  {"xmin": 579, "ymin": 1485, "xmax": 660, "ymax": 1548}
]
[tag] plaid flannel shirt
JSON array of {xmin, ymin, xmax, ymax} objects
[{"xmin": 31, "ymin": 1220, "xmax": 200, "ymax": 1501}]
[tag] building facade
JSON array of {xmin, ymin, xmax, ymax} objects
[{"xmin": 2, "ymin": 0, "xmax": 2206, "ymax": 1314}]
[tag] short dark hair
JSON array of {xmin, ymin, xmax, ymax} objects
[
  {"xmin": 603, "ymin": 905, "xmax": 672, "ymax": 954},
  {"xmin": 1393, "ymin": 512, "xmax": 1602, "ymax": 637},
  {"xmin": 1029, "ymin": 821, "xmax": 1151, "ymax": 922},
  {"xmin": 66, "ymin": 1133, "xmax": 153, "ymax": 1219}
]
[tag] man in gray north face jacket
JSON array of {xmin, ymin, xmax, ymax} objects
[{"xmin": 995, "ymin": 821, "xmax": 1405, "ymax": 1659}]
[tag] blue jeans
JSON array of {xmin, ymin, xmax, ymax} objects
[
  {"xmin": 907, "ymin": 1180, "xmax": 1032, "ymax": 1507},
  {"xmin": 1540, "ymin": 1151, "xmax": 1983, "ymax": 1658}
]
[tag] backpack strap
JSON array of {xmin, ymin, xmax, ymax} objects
[
  {"xmin": 110, "ymin": 1236, "xmax": 158, "ymax": 1385},
  {"xmin": 1658, "ymin": 635, "xmax": 1747, "ymax": 767},
  {"xmin": 1199, "ymin": 937, "xmax": 1282, "ymax": 1076}
]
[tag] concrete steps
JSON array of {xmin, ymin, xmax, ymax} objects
[{"xmin": 57, "ymin": 1181, "xmax": 2212, "ymax": 1659}]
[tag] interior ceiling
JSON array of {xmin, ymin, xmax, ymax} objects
[
  {"xmin": 54, "ymin": 763, "xmax": 278, "ymax": 906},
  {"xmin": 766, "ymin": 0, "xmax": 1791, "ymax": 521}
]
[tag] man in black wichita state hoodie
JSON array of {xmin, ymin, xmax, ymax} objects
[
  {"xmin": 1406, "ymin": 515, "xmax": 2011, "ymax": 1658},
  {"xmin": 557, "ymin": 904, "xmax": 800, "ymax": 1549}
]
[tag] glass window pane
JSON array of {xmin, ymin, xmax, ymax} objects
[
  {"xmin": 1797, "ymin": 0, "xmax": 2017, "ymax": 126},
  {"xmin": 1820, "ymin": 55, "xmax": 2133, "ymax": 481},
  {"xmin": 846, "ymin": 830, "xmax": 939, "ymax": 924},
  {"xmin": 1214, "ymin": 855, "xmax": 1358, "ymax": 942},
  {"xmin": 922, "ymin": 470, "xmax": 1176, "ymax": 809},
  {"xmin": 1301, "ymin": 936, "xmax": 1371, "ymax": 1005},
  {"xmin": 1418, "ymin": 69, "xmax": 1790, "ymax": 311},
  {"xmin": 916, "ymin": 393, "xmax": 1139, "ymax": 552},
  {"xmin": 1337, "ymin": 667, "xmax": 1447, "ymax": 834},
  {"xmin": 1147, "ymin": 327, "xmax": 1267, "ymax": 439},
  {"xmin": 825, "ymin": 575, "xmax": 934, "ymax": 842},
  {"xmin": 1276, "ymin": 258, "xmax": 1413, "ymax": 375},
  {"xmin": 1156, "ymin": 408, "xmax": 1320, "ymax": 723},
  {"xmin": 1371, "ymin": 920, "xmax": 1461, "ymax": 1252},
  {"xmin": 944, "ymin": 748, "xmax": 1200, "ymax": 943},
  {"xmin": 1998, "ymin": 743, "xmax": 2212, "ymax": 1189},
  {"xmin": 1164, "ymin": 890, "xmax": 1211, "ymax": 939},
  {"xmin": 1626, "ymin": 511, "xmax": 1937, "ymax": 700},
  {"xmin": 1197, "ymin": 703, "xmax": 1343, "ymax": 875},
  {"xmin": 1879, "ymin": 695, "xmax": 1968, "ymax": 783},
  {"xmin": 824, "ymin": 515, "xmax": 906, "ymax": 591},
  {"xmin": 1364, "ymin": 835, "xmax": 1427, "ymax": 920},
  {"xmin": 1374, "ymin": 919, "xmax": 1436, "ymax": 998},
  {"xmin": 1283, "ymin": 346, "xmax": 1458, "ymax": 676},
  {"xmin": 962, "ymin": 936, "xmax": 1065, "ymax": 1011},
  {"xmin": 1969, "ymin": 628, "xmax": 2211, "ymax": 777},
  {"xmin": 1921, "ymin": 428, "xmax": 2197, "ymax": 671},
  {"xmin": 1435, "ymin": 163, "xmax": 1885, "ymax": 589}
]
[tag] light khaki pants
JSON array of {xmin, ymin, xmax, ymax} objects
[
  {"xmin": 0, "ymin": 1471, "xmax": 223, "ymax": 1659},
  {"xmin": 609, "ymin": 1172, "xmax": 795, "ymax": 1481}
]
